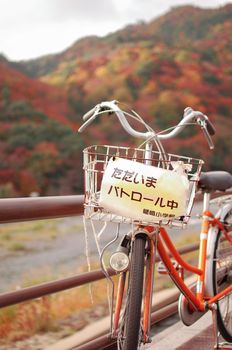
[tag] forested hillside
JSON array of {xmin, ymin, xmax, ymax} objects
[
  {"xmin": 0, "ymin": 4, "xmax": 232, "ymax": 196},
  {"xmin": 0, "ymin": 63, "xmax": 84, "ymax": 196}
]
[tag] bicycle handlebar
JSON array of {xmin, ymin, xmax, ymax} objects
[
  {"xmin": 78, "ymin": 100, "xmax": 215, "ymax": 149},
  {"xmin": 79, "ymin": 100, "xmax": 152, "ymax": 138}
]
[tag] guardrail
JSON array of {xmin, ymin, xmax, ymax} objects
[
  {"xmin": 0, "ymin": 195, "xmax": 199, "ymax": 308},
  {"xmin": 0, "ymin": 242, "xmax": 198, "ymax": 308},
  {"xmin": 0, "ymin": 195, "xmax": 199, "ymax": 349},
  {"xmin": 0, "ymin": 195, "xmax": 84, "ymax": 223},
  {"xmin": 74, "ymin": 301, "xmax": 180, "ymax": 350}
]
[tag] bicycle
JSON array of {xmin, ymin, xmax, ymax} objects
[{"xmin": 78, "ymin": 100, "xmax": 232, "ymax": 349}]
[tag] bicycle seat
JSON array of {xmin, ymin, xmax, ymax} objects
[{"xmin": 198, "ymin": 171, "xmax": 232, "ymax": 192}]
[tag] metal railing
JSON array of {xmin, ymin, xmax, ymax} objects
[
  {"xmin": 0, "ymin": 195, "xmax": 84, "ymax": 223},
  {"xmin": 74, "ymin": 302, "xmax": 180, "ymax": 350},
  {"xmin": 0, "ymin": 195, "xmax": 199, "ymax": 349},
  {"xmin": 0, "ymin": 195, "xmax": 198, "ymax": 308},
  {"xmin": 0, "ymin": 241, "xmax": 198, "ymax": 308}
]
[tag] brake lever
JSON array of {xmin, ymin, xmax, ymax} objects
[
  {"xmin": 205, "ymin": 117, "xmax": 216, "ymax": 136},
  {"xmin": 83, "ymin": 105, "xmax": 99, "ymax": 121},
  {"xmin": 197, "ymin": 118, "xmax": 214, "ymax": 150},
  {"xmin": 78, "ymin": 105, "xmax": 102, "ymax": 133},
  {"xmin": 79, "ymin": 101, "xmax": 117, "ymax": 133},
  {"xmin": 83, "ymin": 101, "xmax": 116, "ymax": 121}
]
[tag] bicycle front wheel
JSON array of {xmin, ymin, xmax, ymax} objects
[
  {"xmin": 213, "ymin": 212, "xmax": 232, "ymax": 342},
  {"xmin": 120, "ymin": 234, "xmax": 146, "ymax": 350}
]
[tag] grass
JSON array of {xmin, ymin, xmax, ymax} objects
[
  {"xmin": 0, "ymin": 218, "xmax": 83, "ymax": 251},
  {"xmin": 7, "ymin": 242, "xmax": 28, "ymax": 252},
  {"xmin": 0, "ymin": 297, "xmax": 57, "ymax": 341},
  {"xmin": 0, "ymin": 278, "xmax": 111, "ymax": 343}
]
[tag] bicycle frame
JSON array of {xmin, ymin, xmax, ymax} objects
[
  {"xmin": 113, "ymin": 191, "xmax": 232, "ymax": 342},
  {"xmin": 157, "ymin": 219, "xmax": 232, "ymax": 310}
]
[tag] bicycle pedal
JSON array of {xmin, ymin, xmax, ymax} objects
[{"xmin": 157, "ymin": 260, "xmax": 178, "ymax": 274}]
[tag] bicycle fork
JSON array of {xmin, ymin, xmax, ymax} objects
[
  {"xmin": 143, "ymin": 236, "xmax": 156, "ymax": 343},
  {"xmin": 113, "ymin": 140, "xmax": 159, "ymax": 343},
  {"xmin": 112, "ymin": 229, "xmax": 157, "ymax": 344}
]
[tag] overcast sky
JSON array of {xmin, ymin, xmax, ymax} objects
[{"xmin": 0, "ymin": 0, "xmax": 230, "ymax": 61}]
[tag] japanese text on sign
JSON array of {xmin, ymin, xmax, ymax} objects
[
  {"xmin": 108, "ymin": 186, "xmax": 178, "ymax": 210},
  {"xmin": 99, "ymin": 158, "xmax": 188, "ymax": 222},
  {"xmin": 111, "ymin": 167, "xmax": 157, "ymax": 188}
]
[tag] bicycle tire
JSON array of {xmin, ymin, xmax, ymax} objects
[
  {"xmin": 213, "ymin": 211, "xmax": 232, "ymax": 342},
  {"xmin": 121, "ymin": 234, "xmax": 146, "ymax": 350}
]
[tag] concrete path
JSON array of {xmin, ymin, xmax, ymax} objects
[{"xmin": 147, "ymin": 311, "xmax": 232, "ymax": 350}]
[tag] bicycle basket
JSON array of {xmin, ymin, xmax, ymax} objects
[{"xmin": 82, "ymin": 145, "xmax": 204, "ymax": 228}]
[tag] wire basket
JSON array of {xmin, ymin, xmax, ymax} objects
[{"xmin": 82, "ymin": 145, "xmax": 204, "ymax": 228}]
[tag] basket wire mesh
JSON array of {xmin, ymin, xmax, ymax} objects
[{"xmin": 83, "ymin": 145, "xmax": 204, "ymax": 228}]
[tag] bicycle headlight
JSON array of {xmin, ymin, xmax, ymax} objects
[{"xmin": 110, "ymin": 251, "xmax": 129, "ymax": 272}]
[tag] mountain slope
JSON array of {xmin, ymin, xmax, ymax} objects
[
  {"xmin": 0, "ymin": 4, "xmax": 232, "ymax": 197},
  {"xmin": 0, "ymin": 62, "xmax": 84, "ymax": 197},
  {"xmin": 31, "ymin": 4, "xmax": 232, "ymax": 172},
  {"xmin": 0, "ymin": 62, "xmax": 71, "ymax": 124},
  {"xmin": 13, "ymin": 4, "xmax": 232, "ymax": 78}
]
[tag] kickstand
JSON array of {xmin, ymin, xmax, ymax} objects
[
  {"xmin": 211, "ymin": 303, "xmax": 232, "ymax": 350},
  {"xmin": 211, "ymin": 303, "xmax": 219, "ymax": 349}
]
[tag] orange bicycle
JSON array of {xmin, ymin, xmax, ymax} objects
[{"xmin": 79, "ymin": 101, "xmax": 232, "ymax": 349}]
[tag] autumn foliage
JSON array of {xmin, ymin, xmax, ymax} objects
[{"xmin": 0, "ymin": 5, "xmax": 232, "ymax": 196}]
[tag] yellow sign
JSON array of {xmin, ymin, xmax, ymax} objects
[{"xmin": 99, "ymin": 158, "xmax": 189, "ymax": 222}]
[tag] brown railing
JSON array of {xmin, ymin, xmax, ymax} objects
[
  {"xmin": 75, "ymin": 302, "xmax": 180, "ymax": 350},
  {"xmin": 0, "ymin": 241, "xmax": 198, "ymax": 308},
  {"xmin": 0, "ymin": 195, "xmax": 199, "ymax": 349},
  {"xmin": 0, "ymin": 195, "xmax": 84, "ymax": 223}
]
